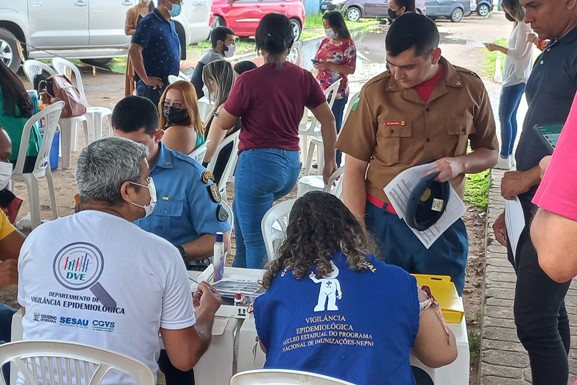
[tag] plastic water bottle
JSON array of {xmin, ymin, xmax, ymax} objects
[{"xmin": 213, "ymin": 232, "xmax": 225, "ymax": 282}]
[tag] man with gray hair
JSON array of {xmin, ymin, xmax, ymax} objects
[{"xmin": 17, "ymin": 137, "xmax": 221, "ymax": 385}]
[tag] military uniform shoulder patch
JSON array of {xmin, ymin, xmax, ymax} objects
[
  {"xmin": 201, "ymin": 170, "xmax": 215, "ymax": 184},
  {"xmin": 217, "ymin": 204, "xmax": 229, "ymax": 222},
  {"xmin": 209, "ymin": 183, "xmax": 221, "ymax": 203}
]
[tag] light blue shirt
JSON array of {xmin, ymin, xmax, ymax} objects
[{"xmin": 135, "ymin": 143, "xmax": 230, "ymax": 246}]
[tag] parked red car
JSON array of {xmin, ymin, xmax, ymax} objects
[{"xmin": 210, "ymin": 0, "xmax": 305, "ymax": 40}]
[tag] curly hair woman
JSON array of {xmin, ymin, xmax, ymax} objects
[{"xmin": 254, "ymin": 191, "xmax": 457, "ymax": 384}]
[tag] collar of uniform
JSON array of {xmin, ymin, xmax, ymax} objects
[
  {"xmin": 553, "ymin": 24, "xmax": 577, "ymax": 46},
  {"xmin": 382, "ymin": 56, "xmax": 462, "ymax": 92},
  {"xmin": 152, "ymin": 8, "xmax": 170, "ymax": 23},
  {"xmin": 151, "ymin": 143, "xmax": 174, "ymax": 172}
]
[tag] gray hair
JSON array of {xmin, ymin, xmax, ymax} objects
[{"xmin": 76, "ymin": 137, "xmax": 148, "ymax": 204}]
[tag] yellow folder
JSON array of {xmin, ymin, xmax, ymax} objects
[{"xmin": 412, "ymin": 274, "xmax": 465, "ymax": 323}]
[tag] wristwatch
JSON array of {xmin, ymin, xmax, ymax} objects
[{"xmin": 176, "ymin": 245, "xmax": 186, "ymax": 259}]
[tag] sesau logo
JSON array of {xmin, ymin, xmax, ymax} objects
[
  {"xmin": 92, "ymin": 320, "xmax": 115, "ymax": 332},
  {"xmin": 59, "ymin": 317, "xmax": 89, "ymax": 328}
]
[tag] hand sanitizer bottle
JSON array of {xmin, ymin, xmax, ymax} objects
[{"xmin": 213, "ymin": 232, "xmax": 225, "ymax": 282}]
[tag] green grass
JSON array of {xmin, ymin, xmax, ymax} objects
[
  {"xmin": 483, "ymin": 37, "xmax": 507, "ymax": 79},
  {"xmin": 464, "ymin": 170, "xmax": 490, "ymax": 211}
]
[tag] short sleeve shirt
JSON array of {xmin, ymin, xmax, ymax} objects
[
  {"xmin": 315, "ymin": 38, "xmax": 356, "ymax": 99},
  {"xmin": 224, "ymin": 62, "xmax": 326, "ymax": 152},
  {"xmin": 135, "ymin": 143, "xmax": 231, "ymax": 246},
  {"xmin": 0, "ymin": 210, "xmax": 15, "ymax": 240},
  {"xmin": 533, "ymin": 93, "xmax": 577, "ymax": 221},
  {"xmin": 131, "ymin": 9, "xmax": 180, "ymax": 83},
  {"xmin": 336, "ymin": 57, "xmax": 498, "ymax": 203}
]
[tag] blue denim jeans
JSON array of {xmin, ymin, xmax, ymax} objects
[
  {"xmin": 498, "ymin": 82, "xmax": 526, "ymax": 158},
  {"xmin": 332, "ymin": 95, "xmax": 348, "ymax": 167},
  {"xmin": 232, "ymin": 148, "xmax": 301, "ymax": 269},
  {"xmin": 136, "ymin": 80, "xmax": 166, "ymax": 108}
]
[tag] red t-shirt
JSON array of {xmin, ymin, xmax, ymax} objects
[
  {"xmin": 224, "ymin": 62, "xmax": 326, "ymax": 152},
  {"xmin": 414, "ymin": 64, "xmax": 445, "ymax": 102}
]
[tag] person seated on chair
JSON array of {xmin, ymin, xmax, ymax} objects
[
  {"xmin": 201, "ymin": 60, "xmax": 239, "ymax": 185},
  {"xmin": 0, "ymin": 127, "xmax": 23, "ymax": 223},
  {"xmin": 191, "ymin": 26, "xmax": 236, "ymax": 99},
  {"xmin": 18, "ymin": 136, "xmax": 222, "ymax": 385},
  {"xmin": 254, "ymin": 191, "xmax": 457, "ymax": 385},
  {"xmin": 233, "ymin": 61, "xmax": 257, "ymax": 77},
  {"xmin": 113, "ymin": 96, "xmax": 230, "ymax": 385},
  {"xmin": 158, "ymin": 81, "xmax": 206, "ymax": 156}
]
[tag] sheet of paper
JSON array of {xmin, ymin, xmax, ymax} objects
[
  {"xmin": 505, "ymin": 197, "xmax": 525, "ymax": 262},
  {"xmin": 384, "ymin": 162, "xmax": 467, "ymax": 249}
]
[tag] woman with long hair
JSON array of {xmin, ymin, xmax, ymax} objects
[
  {"xmin": 201, "ymin": 60, "xmax": 238, "ymax": 184},
  {"xmin": 313, "ymin": 11, "xmax": 356, "ymax": 166},
  {"xmin": 216, "ymin": 13, "xmax": 337, "ymax": 269},
  {"xmin": 158, "ymin": 80, "xmax": 205, "ymax": 155},
  {"xmin": 124, "ymin": 0, "xmax": 154, "ymax": 96},
  {"xmin": 255, "ymin": 191, "xmax": 457, "ymax": 384},
  {"xmin": 484, "ymin": 0, "xmax": 532, "ymax": 169}
]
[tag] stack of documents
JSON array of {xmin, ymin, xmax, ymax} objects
[{"xmin": 412, "ymin": 274, "xmax": 465, "ymax": 323}]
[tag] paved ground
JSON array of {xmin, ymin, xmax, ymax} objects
[{"xmin": 479, "ymin": 170, "xmax": 577, "ymax": 385}]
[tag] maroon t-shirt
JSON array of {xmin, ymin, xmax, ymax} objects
[{"xmin": 224, "ymin": 62, "xmax": 326, "ymax": 152}]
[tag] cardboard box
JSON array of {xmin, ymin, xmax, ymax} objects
[
  {"xmin": 412, "ymin": 274, "xmax": 464, "ymax": 323},
  {"xmin": 237, "ymin": 316, "xmax": 266, "ymax": 373}
]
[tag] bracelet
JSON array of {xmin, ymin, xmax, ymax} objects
[
  {"xmin": 419, "ymin": 285, "xmax": 452, "ymax": 344},
  {"xmin": 176, "ymin": 245, "xmax": 187, "ymax": 259},
  {"xmin": 533, "ymin": 36, "xmax": 539, "ymax": 44}
]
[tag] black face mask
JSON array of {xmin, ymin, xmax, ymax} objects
[
  {"xmin": 388, "ymin": 8, "xmax": 399, "ymax": 19},
  {"xmin": 505, "ymin": 12, "xmax": 515, "ymax": 22},
  {"xmin": 163, "ymin": 106, "xmax": 189, "ymax": 125}
]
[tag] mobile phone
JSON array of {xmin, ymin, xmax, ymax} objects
[
  {"xmin": 311, "ymin": 59, "xmax": 320, "ymax": 64},
  {"xmin": 533, "ymin": 123, "xmax": 564, "ymax": 154}
]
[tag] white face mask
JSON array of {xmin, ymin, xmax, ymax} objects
[
  {"xmin": 325, "ymin": 28, "xmax": 337, "ymax": 40},
  {"xmin": 129, "ymin": 177, "xmax": 157, "ymax": 218},
  {"xmin": 224, "ymin": 43, "xmax": 236, "ymax": 58},
  {"xmin": 202, "ymin": 84, "xmax": 211, "ymax": 100},
  {"xmin": 0, "ymin": 162, "xmax": 12, "ymax": 190}
]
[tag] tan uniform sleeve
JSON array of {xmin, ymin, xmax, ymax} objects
[
  {"xmin": 469, "ymin": 81, "xmax": 498, "ymax": 151},
  {"xmin": 336, "ymin": 85, "xmax": 378, "ymax": 162}
]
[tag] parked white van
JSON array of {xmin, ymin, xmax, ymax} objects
[{"xmin": 0, "ymin": 0, "xmax": 211, "ymax": 72}]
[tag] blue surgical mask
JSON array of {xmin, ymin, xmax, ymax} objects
[{"xmin": 168, "ymin": 3, "xmax": 181, "ymax": 17}]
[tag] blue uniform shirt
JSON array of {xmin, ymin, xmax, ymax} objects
[
  {"xmin": 131, "ymin": 8, "xmax": 180, "ymax": 84},
  {"xmin": 135, "ymin": 143, "xmax": 230, "ymax": 247}
]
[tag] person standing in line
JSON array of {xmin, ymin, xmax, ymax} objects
[
  {"xmin": 124, "ymin": 0, "xmax": 154, "ymax": 96},
  {"xmin": 216, "ymin": 13, "xmax": 337, "ymax": 269},
  {"xmin": 388, "ymin": 0, "xmax": 419, "ymax": 18},
  {"xmin": 337, "ymin": 13, "xmax": 498, "ymax": 296},
  {"xmin": 129, "ymin": 0, "xmax": 182, "ymax": 106},
  {"xmin": 190, "ymin": 26, "xmax": 236, "ymax": 100},
  {"xmin": 485, "ymin": 0, "xmax": 533, "ymax": 170},
  {"xmin": 313, "ymin": 11, "xmax": 356, "ymax": 167},
  {"xmin": 492, "ymin": 0, "xmax": 577, "ymax": 382}
]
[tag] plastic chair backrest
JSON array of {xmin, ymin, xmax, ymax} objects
[
  {"xmin": 0, "ymin": 340, "xmax": 154, "ymax": 385},
  {"xmin": 342, "ymin": 91, "xmax": 360, "ymax": 127},
  {"xmin": 323, "ymin": 165, "xmax": 346, "ymax": 199},
  {"xmin": 261, "ymin": 199, "xmax": 295, "ymax": 261},
  {"xmin": 206, "ymin": 130, "xmax": 240, "ymax": 194},
  {"xmin": 13, "ymin": 101, "xmax": 64, "ymax": 179},
  {"xmin": 230, "ymin": 369, "xmax": 355, "ymax": 385},
  {"xmin": 23, "ymin": 60, "xmax": 56, "ymax": 87},
  {"xmin": 300, "ymin": 79, "xmax": 341, "ymax": 135},
  {"xmin": 51, "ymin": 57, "xmax": 88, "ymax": 105},
  {"xmin": 189, "ymin": 141, "xmax": 208, "ymax": 164},
  {"xmin": 324, "ymin": 79, "xmax": 342, "ymax": 109}
]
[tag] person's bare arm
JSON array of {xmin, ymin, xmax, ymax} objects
[
  {"xmin": 181, "ymin": 232, "xmax": 230, "ymax": 261},
  {"xmin": 217, "ymin": 108, "xmax": 239, "ymax": 132},
  {"xmin": 500, "ymin": 165, "xmax": 541, "ymax": 200},
  {"xmin": 0, "ymin": 230, "xmax": 24, "ymax": 261},
  {"xmin": 531, "ymin": 209, "xmax": 577, "ymax": 283},
  {"xmin": 128, "ymin": 43, "xmax": 163, "ymax": 89},
  {"xmin": 310, "ymin": 102, "xmax": 337, "ymax": 184},
  {"xmin": 492, "ymin": 211, "xmax": 508, "ymax": 247},
  {"xmin": 425, "ymin": 147, "xmax": 498, "ymax": 182},
  {"xmin": 203, "ymin": 105, "xmax": 230, "ymax": 164},
  {"xmin": 412, "ymin": 289, "xmax": 457, "ymax": 368},
  {"xmin": 161, "ymin": 282, "xmax": 221, "ymax": 371},
  {"xmin": 314, "ymin": 62, "xmax": 355, "ymax": 75},
  {"xmin": 0, "ymin": 260, "xmax": 17, "ymax": 287},
  {"xmin": 342, "ymin": 155, "xmax": 369, "ymax": 225}
]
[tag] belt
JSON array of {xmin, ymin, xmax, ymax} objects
[{"xmin": 367, "ymin": 194, "xmax": 396, "ymax": 215}]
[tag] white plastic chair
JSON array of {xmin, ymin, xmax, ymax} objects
[
  {"xmin": 303, "ymin": 92, "xmax": 360, "ymax": 175},
  {"xmin": 206, "ymin": 130, "xmax": 240, "ymax": 203},
  {"xmin": 220, "ymin": 199, "xmax": 234, "ymax": 231},
  {"xmin": 168, "ymin": 72, "xmax": 190, "ymax": 84},
  {"xmin": 261, "ymin": 199, "xmax": 295, "ymax": 262},
  {"xmin": 0, "ymin": 340, "xmax": 154, "ymax": 385},
  {"xmin": 297, "ymin": 165, "xmax": 345, "ymax": 199},
  {"xmin": 12, "ymin": 101, "xmax": 64, "ymax": 229},
  {"xmin": 24, "ymin": 59, "xmax": 89, "ymax": 170},
  {"xmin": 188, "ymin": 140, "xmax": 209, "ymax": 164},
  {"xmin": 52, "ymin": 57, "xmax": 113, "ymax": 142},
  {"xmin": 230, "ymin": 369, "xmax": 355, "ymax": 385}
]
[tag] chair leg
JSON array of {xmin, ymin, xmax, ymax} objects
[
  {"xmin": 316, "ymin": 141, "xmax": 325, "ymax": 172},
  {"xmin": 46, "ymin": 168, "xmax": 59, "ymax": 220},
  {"xmin": 304, "ymin": 139, "xmax": 316, "ymax": 175},
  {"xmin": 25, "ymin": 178, "xmax": 41, "ymax": 229},
  {"xmin": 82, "ymin": 120, "xmax": 89, "ymax": 146},
  {"xmin": 93, "ymin": 113, "xmax": 103, "ymax": 141}
]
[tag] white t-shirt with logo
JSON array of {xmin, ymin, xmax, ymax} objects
[{"xmin": 18, "ymin": 210, "xmax": 195, "ymax": 385}]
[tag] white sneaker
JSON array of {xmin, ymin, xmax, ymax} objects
[{"xmin": 495, "ymin": 156, "xmax": 511, "ymax": 170}]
